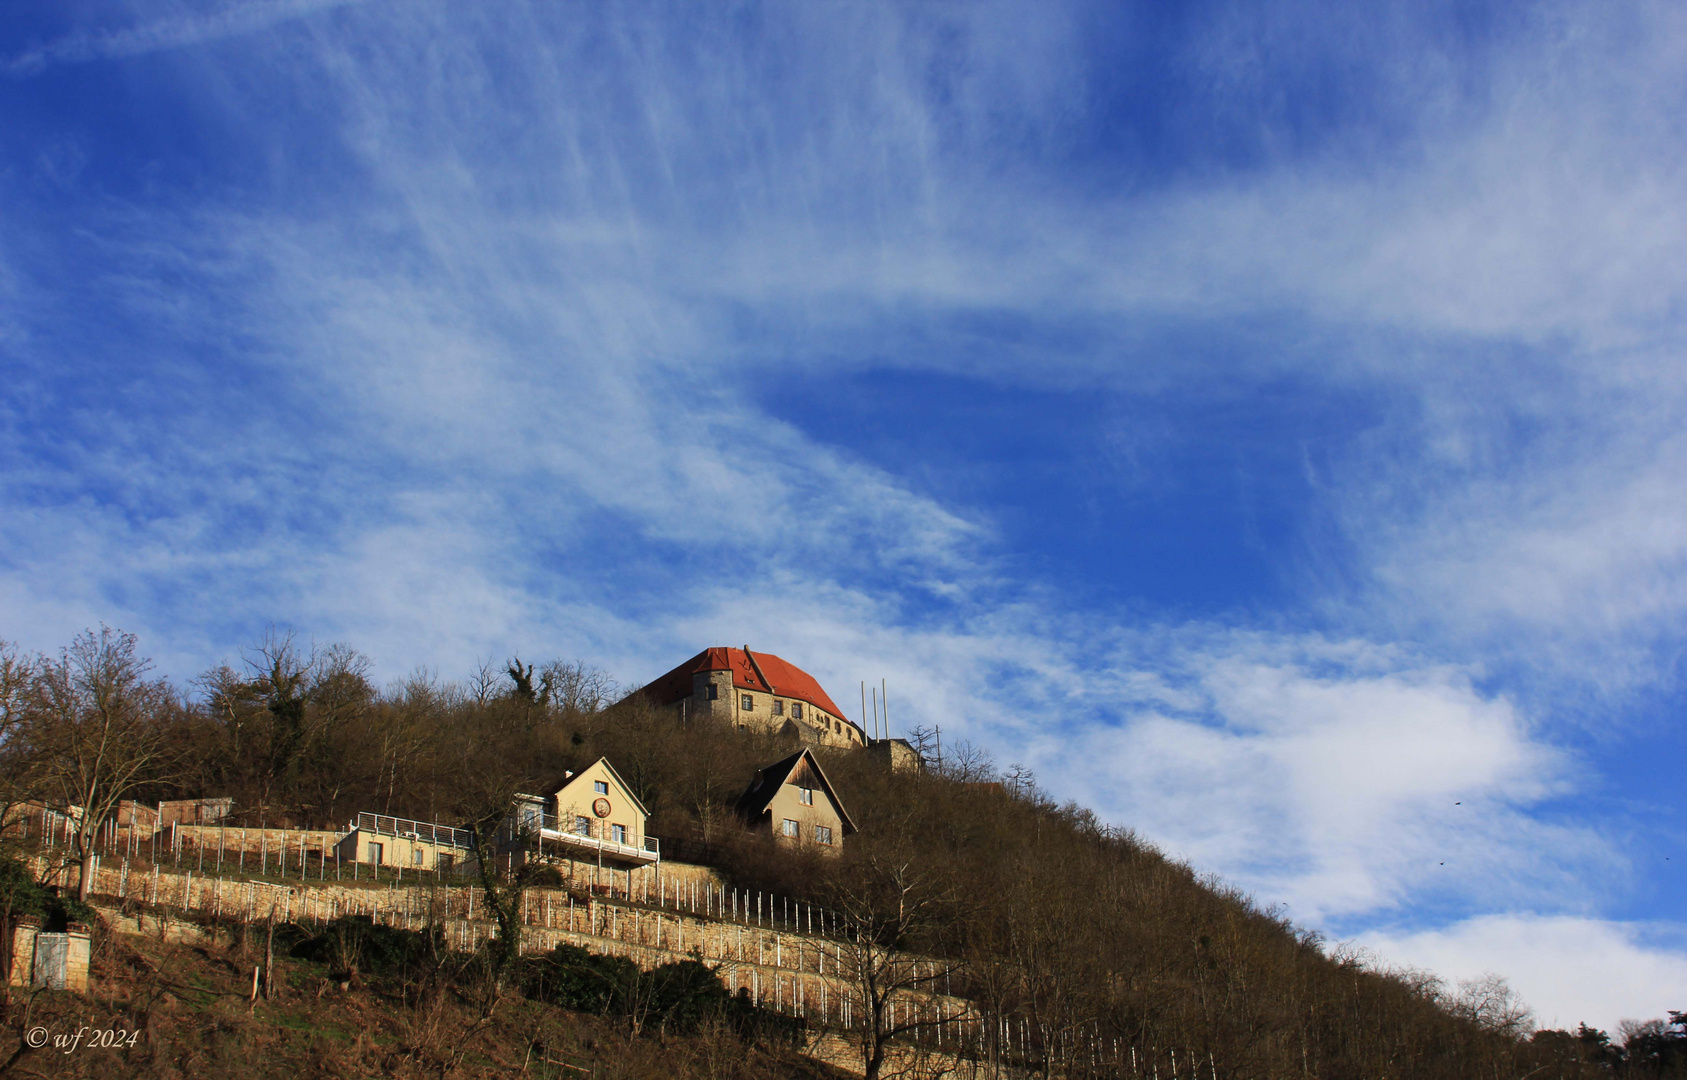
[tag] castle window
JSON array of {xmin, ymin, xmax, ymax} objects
[
  {"xmin": 741, "ymin": 694, "xmax": 754, "ymax": 710},
  {"xmin": 594, "ymin": 781, "xmax": 608, "ymax": 794},
  {"xmin": 772, "ymin": 700, "xmax": 784, "ymax": 716},
  {"xmin": 791, "ymin": 702, "xmax": 803, "ymax": 719},
  {"xmin": 782, "ymin": 819, "xmax": 800, "ymax": 838},
  {"xmin": 798, "ymin": 787, "xmax": 814, "ymax": 806},
  {"xmin": 704, "ymin": 683, "xmax": 718, "ymax": 700},
  {"xmin": 814, "ymin": 825, "xmax": 833, "ymax": 845}
]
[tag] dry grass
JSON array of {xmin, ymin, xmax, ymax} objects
[{"xmin": 0, "ymin": 921, "xmax": 853, "ymax": 1080}]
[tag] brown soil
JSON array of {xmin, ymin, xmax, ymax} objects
[{"xmin": 0, "ymin": 917, "xmax": 854, "ymax": 1080}]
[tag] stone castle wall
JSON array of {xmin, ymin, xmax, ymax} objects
[{"xmin": 672, "ymin": 670, "xmax": 866, "ymax": 749}]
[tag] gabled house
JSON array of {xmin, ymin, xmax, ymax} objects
[
  {"xmin": 515, "ymin": 756, "xmax": 657, "ymax": 869},
  {"xmin": 735, "ymin": 748, "xmax": 856, "ymax": 853}
]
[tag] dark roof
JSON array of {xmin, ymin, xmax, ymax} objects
[
  {"xmin": 734, "ymin": 748, "xmax": 858, "ymax": 835},
  {"xmin": 635, "ymin": 647, "xmax": 850, "ymax": 720}
]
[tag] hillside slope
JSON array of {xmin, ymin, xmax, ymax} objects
[{"xmin": 4, "ymin": 633, "xmax": 1680, "ymax": 1078}]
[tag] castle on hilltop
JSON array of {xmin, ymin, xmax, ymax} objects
[{"xmin": 629, "ymin": 646, "xmax": 867, "ymax": 749}]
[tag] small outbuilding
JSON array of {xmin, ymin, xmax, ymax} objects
[
  {"xmin": 735, "ymin": 748, "xmax": 856, "ymax": 853},
  {"xmin": 335, "ymin": 813, "xmax": 474, "ymax": 873},
  {"xmin": 158, "ymin": 797, "xmax": 234, "ymax": 827}
]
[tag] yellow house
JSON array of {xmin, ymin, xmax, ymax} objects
[
  {"xmin": 735, "ymin": 748, "xmax": 856, "ymax": 853},
  {"xmin": 335, "ymin": 813, "xmax": 474, "ymax": 873},
  {"xmin": 518, "ymin": 757, "xmax": 658, "ymax": 870}
]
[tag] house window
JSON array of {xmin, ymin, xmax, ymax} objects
[
  {"xmin": 594, "ymin": 780, "xmax": 608, "ymax": 794},
  {"xmin": 791, "ymin": 702, "xmax": 803, "ymax": 719},
  {"xmin": 704, "ymin": 683, "xmax": 718, "ymax": 700},
  {"xmin": 741, "ymin": 694, "xmax": 754, "ymax": 710},
  {"xmin": 782, "ymin": 819, "xmax": 799, "ymax": 838},
  {"xmin": 612, "ymin": 824, "xmax": 627, "ymax": 844},
  {"xmin": 772, "ymin": 700, "xmax": 784, "ymax": 716},
  {"xmin": 368, "ymin": 842, "xmax": 384, "ymax": 865},
  {"xmin": 798, "ymin": 787, "xmax": 814, "ymax": 806},
  {"xmin": 814, "ymin": 825, "xmax": 833, "ymax": 845},
  {"xmin": 575, "ymin": 816, "xmax": 591, "ymax": 837},
  {"xmin": 413, "ymin": 849, "xmax": 425, "ymax": 866}
]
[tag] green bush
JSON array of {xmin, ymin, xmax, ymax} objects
[
  {"xmin": 291, "ymin": 915, "xmax": 442, "ymax": 980},
  {"xmin": 521, "ymin": 944, "xmax": 805, "ymax": 1043},
  {"xmin": 0, "ymin": 855, "xmax": 97, "ymax": 931},
  {"xmin": 644, "ymin": 959, "xmax": 732, "ymax": 1033},
  {"xmin": 522, "ymin": 943, "xmax": 640, "ymax": 1015}
]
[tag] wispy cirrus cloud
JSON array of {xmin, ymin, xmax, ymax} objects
[
  {"xmin": 3, "ymin": 0, "xmax": 370, "ymax": 78},
  {"xmin": 3, "ymin": 0, "xmax": 1686, "ymax": 1031}
]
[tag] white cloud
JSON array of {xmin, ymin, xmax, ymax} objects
[
  {"xmin": 1364, "ymin": 914, "xmax": 1687, "ymax": 1033},
  {"xmin": 3, "ymin": 0, "xmax": 369, "ymax": 78},
  {"xmin": 1044, "ymin": 634, "xmax": 1614, "ymax": 923},
  {"xmin": 2, "ymin": 0, "xmax": 1685, "ymax": 1027}
]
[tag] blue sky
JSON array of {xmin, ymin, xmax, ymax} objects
[{"xmin": 3, "ymin": 0, "xmax": 1686, "ymax": 1028}]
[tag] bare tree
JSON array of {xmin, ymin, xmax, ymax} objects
[
  {"xmin": 1451, "ymin": 973, "xmax": 1534, "ymax": 1038},
  {"xmin": 25, "ymin": 628, "xmax": 175, "ymax": 900},
  {"xmin": 0, "ymin": 641, "xmax": 39, "ymax": 828},
  {"xmin": 1003, "ymin": 762, "xmax": 1037, "ymax": 798},
  {"xmin": 830, "ymin": 844, "xmax": 972, "ymax": 1080},
  {"xmin": 934, "ymin": 739, "xmax": 995, "ymax": 783},
  {"xmin": 375, "ymin": 669, "xmax": 445, "ymax": 815},
  {"xmin": 538, "ymin": 660, "xmax": 617, "ymax": 717},
  {"xmin": 447, "ymin": 700, "xmax": 558, "ymax": 1003},
  {"xmin": 905, "ymin": 725, "xmax": 939, "ymax": 770},
  {"xmin": 466, "ymin": 657, "xmax": 502, "ymax": 708}
]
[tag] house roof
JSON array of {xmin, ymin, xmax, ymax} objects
[
  {"xmin": 636, "ymin": 647, "xmax": 849, "ymax": 720},
  {"xmin": 541, "ymin": 756, "xmax": 651, "ymax": 819},
  {"xmin": 734, "ymin": 748, "xmax": 858, "ymax": 835}
]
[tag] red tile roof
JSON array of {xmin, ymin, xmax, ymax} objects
[{"xmin": 637, "ymin": 647, "xmax": 849, "ymax": 720}]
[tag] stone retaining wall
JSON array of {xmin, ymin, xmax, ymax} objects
[{"xmin": 55, "ymin": 854, "xmax": 971, "ymax": 1038}]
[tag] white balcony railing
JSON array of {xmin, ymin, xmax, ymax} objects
[{"xmin": 535, "ymin": 824, "xmax": 660, "ymax": 865}]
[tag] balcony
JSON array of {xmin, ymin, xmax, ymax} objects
[{"xmin": 524, "ymin": 811, "xmax": 660, "ymax": 867}]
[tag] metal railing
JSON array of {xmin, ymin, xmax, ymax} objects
[
  {"xmin": 356, "ymin": 812, "xmax": 475, "ymax": 850},
  {"xmin": 528, "ymin": 813, "xmax": 660, "ymax": 862}
]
